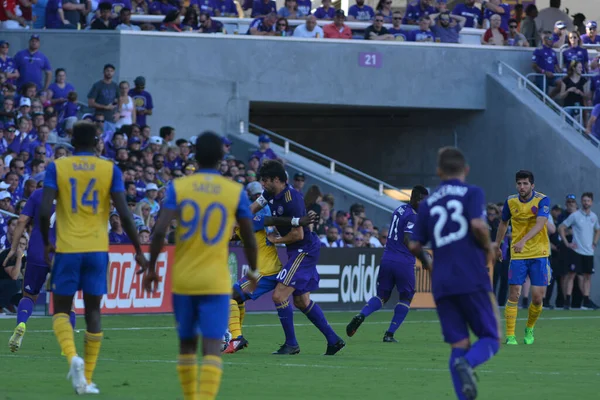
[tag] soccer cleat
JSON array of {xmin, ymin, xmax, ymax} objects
[
  {"xmin": 223, "ymin": 336, "xmax": 249, "ymax": 354},
  {"xmin": 582, "ymin": 300, "xmax": 600, "ymax": 310},
  {"xmin": 383, "ymin": 332, "xmax": 398, "ymax": 343},
  {"xmin": 8, "ymin": 322, "xmax": 26, "ymax": 353},
  {"xmin": 524, "ymin": 327, "xmax": 535, "ymax": 345},
  {"xmin": 453, "ymin": 357, "xmax": 478, "ymax": 400},
  {"xmin": 505, "ymin": 336, "xmax": 518, "ymax": 345},
  {"xmin": 346, "ymin": 314, "xmax": 365, "ymax": 337},
  {"xmin": 272, "ymin": 344, "xmax": 300, "ymax": 355},
  {"xmin": 83, "ymin": 382, "xmax": 100, "ymax": 394},
  {"xmin": 324, "ymin": 338, "xmax": 346, "ymax": 356},
  {"xmin": 67, "ymin": 356, "xmax": 87, "ymax": 395}
]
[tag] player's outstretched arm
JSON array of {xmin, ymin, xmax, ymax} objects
[
  {"xmin": 4, "ymin": 214, "xmax": 30, "ymax": 266},
  {"xmin": 408, "ymin": 241, "xmax": 432, "ymax": 271},
  {"xmin": 238, "ymin": 217, "xmax": 259, "ymax": 281},
  {"xmin": 268, "ymin": 226, "xmax": 304, "ymax": 245},
  {"xmin": 264, "ymin": 210, "xmax": 318, "ymax": 227},
  {"xmin": 40, "ymin": 186, "xmax": 57, "ymax": 265},
  {"xmin": 250, "ymin": 194, "xmax": 269, "ymax": 214}
]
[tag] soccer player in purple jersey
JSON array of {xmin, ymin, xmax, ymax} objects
[
  {"xmin": 7, "ymin": 187, "xmax": 74, "ymax": 352},
  {"xmin": 250, "ymin": 160, "xmax": 345, "ymax": 355},
  {"xmin": 410, "ymin": 147, "xmax": 500, "ymax": 400},
  {"xmin": 346, "ymin": 185, "xmax": 429, "ymax": 342}
]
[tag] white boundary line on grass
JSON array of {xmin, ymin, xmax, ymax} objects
[
  {"xmin": 0, "ymin": 315, "xmax": 599, "ymax": 333},
  {"xmin": 0, "ymin": 354, "xmax": 598, "ymax": 377}
]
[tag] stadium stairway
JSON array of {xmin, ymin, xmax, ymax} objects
[{"xmin": 228, "ymin": 124, "xmax": 410, "ymax": 228}]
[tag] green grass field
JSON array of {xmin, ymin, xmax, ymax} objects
[{"xmin": 0, "ymin": 310, "xmax": 599, "ymax": 400}]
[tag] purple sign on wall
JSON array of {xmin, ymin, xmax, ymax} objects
[{"xmin": 358, "ymin": 52, "xmax": 382, "ymax": 68}]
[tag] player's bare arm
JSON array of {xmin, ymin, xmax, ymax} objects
[
  {"xmin": 546, "ymin": 218, "xmax": 556, "ymax": 235},
  {"xmin": 267, "ymin": 226, "xmax": 304, "ymax": 245},
  {"xmin": 513, "ymin": 216, "xmax": 548, "ymax": 253},
  {"xmin": 593, "ymin": 227, "xmax": 600, "ymax": 250},
  {"xmin": 39, "ymin": 186, "xmax": 58, "ymax": 266},
  {"xmin": 3, "ymin": 214, "xmax": 30, "ymax": 266},
  {"xmin": 250, "ymin": 194, "xmax": 270, "ymax": 214},
  {"xmin": 237, "ymin": 216, "xmax": 259, "ymax": 288},
  {"xmin": 471, "ymin": 218, "xmax": 497, "ymax": 266},
  {"xmin": 408, "ymin": 241, "xmax": 431, "ymax": 271},
  {"xmin": 144, "ymin": 207, "xmax": 176, "ymax": 292},
  {"xmin": 264, "ymin": 210, "xmax": 318, "ymax": 227},
  {"xmin": 112, "ymin": 191, "xmax": 147, "ymax": 270}
]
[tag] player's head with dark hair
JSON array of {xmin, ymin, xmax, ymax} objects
[
  {"xmin": 437, "ymin": 146, "xmax": 468, "ymax": 179},
  {"xmin": 194, "ymin": 131, "xmax": 224, "ymax": 169},
  {"xmin": 258, "ymin": 160, "xmax": 287, "ymax": 195},
  {"xmin": 515, "ymin": 170, "xmax": 534, "ymax": 184},
  {"xmin": 410, "ymin": 185, "xmax": 429, "ymax": 210},
  {"xmin": 515, "ymin": 170, "xmax": 535, "ymax": 199},
  {"xmin": 581, "ymin": 192, "xmax": 594, "ymax": 210},
  {"xmin": 71, "ymin": 121, "xmax": 98, "ymax": 151},
  {"xmin": 582, "ymin": 192, "xmax": 593, "ymax": 201}
]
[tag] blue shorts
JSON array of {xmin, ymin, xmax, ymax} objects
[
  {"xmin": 233, "ymin": 274, "xmax": 278, "ymax": 302},
  {"xmin": 508, "ymin": 257, "xmax": 551, "ymax": 286},
  {"xmin": 436, "ymin": 291, "xmax": 501, "ymax": 344},
  {"xmin": 173, "ymin": 294, "xmax": 230, "ymax": 340},
  {"xmin": 51, "ymin": 252, "xmax": 109, "ymax": 296}
]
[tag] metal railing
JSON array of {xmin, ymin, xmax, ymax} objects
[
  {"xmin": 498, "ymin": 61, "xmax": 600, "ymax": 148},
  {"xmin": 0, "ymin": 209, "xmax": 18, "ymax": 219},
  {"xmin": 563, "ymin": 106, "xmax": 595, "ymax": 129},
  {"xmin": 524, "ymin": 73, "xmax": 597, "ymax": 96},
  {"xmin": 247, "ymin": 123, "xmax": 403, "ymax": 196}
]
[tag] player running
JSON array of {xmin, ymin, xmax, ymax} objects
[
  {"xmin": 495, "ymin": 170, "xmax": 550, "ymax": 345},
  {"xmin": 40, "ymin": 121, "xmax": 146, "ymax": 395},
  {"xmin": 143, "ymin": 131, "xmax": 259, "ymax": 400},
  {"xmin": 410, "ymin": 147, "xmax": 500, "ymax": 400},
  {"xmin": 346, "ymin": 185, "xmax": 429, "ymax": 342},
  {"xmin": 225, "ymin": 181, "xmax": 316, "ymax": 354},
  {"xmin": 250, "ymin": 160, "xmax": 345, "ymax": 356}
]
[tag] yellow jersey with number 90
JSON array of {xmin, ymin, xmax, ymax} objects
[
  {"xmin": 44, "ymin": 153, "xmax": 124, "ymax": 253},
  {"xmin": 164, "ymin": 170, "xmax": 253, "ymax": 295}
]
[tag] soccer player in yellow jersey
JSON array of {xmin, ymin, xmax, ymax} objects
[
  {"xmin": 39, "ymin": 121, "xmax": 146, "ymax": 395},
  {"xmin": 225, "ymin": 181, "xmax": 316, "ymax": 354},
  {"xmin": 495, "ymin": 170, "xmax": 551, "ymax": 346},
  {"xmin": 143, "ymin": 131, "xmax": 259, "ymax": 400}
]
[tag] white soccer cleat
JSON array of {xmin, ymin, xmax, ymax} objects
[
  {"xmin": 67, "ymin": 356, "xmax": 87, "ymax": 395},
  {"xmin": 8, "ymin": 322, "xmax": 26, "ymax": 353},
  {"xmin": 83, "ymin": 382, "xmax": 100, "ymax": 394}
]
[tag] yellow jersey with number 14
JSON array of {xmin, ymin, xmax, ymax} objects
[
  {"xmin": 164, "ymin": 170, "xmax": 253, "ymax": 295},
  {"xmin": 502, "ymin": 191, "xmax": 550, "ymax": 260},
  {"xmin": 43, "ymin": 153, "xmax": 124, "ymax": 253}
]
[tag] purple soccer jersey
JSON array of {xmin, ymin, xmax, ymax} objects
[
  {"xmin": 0, "ymin": 55, "xmax": 18, "ymax": 85},
  {"xmin": 128, "ymin": 89, "xmax": 153, "ymax": 126},
  {"xmin": 14, "ymin": 49, "xmax": 52, "ymax": 91},
  {"xmin": 263, "ymin": 185, "xmax": 321, "ymax": 295}
]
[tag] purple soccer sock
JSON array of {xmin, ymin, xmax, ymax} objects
[
  {"xmin": 69, "ymin": 310, "xmax": 77, "ymax": 330},
  {"xmin": 465, "ymin": 337, "xmax": 499, "ymax": 369},
  {"xmin": 16, "ymin": 297, "xmax": 34, "ymax": 325},
  {"xmin": 275, "ymin": 300, "xmax": 298, "ymax": 347},
  {"xmin": 360, "ymin": 296, "xmax": 384, "ymax": 318},
  {"xmin": 387, "ymin": 301, "xmax": 410, "ymax": 334},
  {"xmin": 302, "ymin": 301, "xmax": 339, "ymax": 345},
  {"xmin": 449, "ymin": 347, "xmax": 469, "ymax": 400}
]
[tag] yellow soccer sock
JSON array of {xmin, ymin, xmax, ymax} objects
[
  {"xmin": 238, "ymin": 303, "xmax": 246, "ymax": 335},
  {"xmin": 84, "ymin": 331, "xmax": 103, "ymax": 384},
  {"xmin": 52, "ymin": 313, "xmax": 77, "ymax": 365},
  {"xmin": 177, "ymin": 354, "xmax": 198, "ymax": 400},
  {"xmin": 198, "ymin": 355, "xmax": 223, "ymax": 400},
  {"xmin": 229, "ymin": 299, "xmax": 242, "ymax": 338},
  {"xmin": 504, "ymin": 300, "xmax": 518, "ymax": 336},
  {"xmin": 526, "ymin": 303, "xmax": 543, "ymax": 329}
]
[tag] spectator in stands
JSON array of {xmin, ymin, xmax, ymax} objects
[
  {"xmin": 198, "ymin": 12, "xmax": 225, "ymax": 33},
  {"xmin": 563, "ymin": 31, "xmax": 589, "ymax": 72},
  {"xmin": 128, "ymin": 76, "xmax": 153, "ymax": 127},
  {"xmin": 45, "ymin": 0, "xmax": 75, "ymax": 29},
  {"xmin": 545, "ymin": 204, "xmax": 564, "ymax": 308},
  {"xmin": 247, "ymin": 12, "xmax": 277, "ymax": 35},
  {"xmin": 159, "ymin": 126, "xmax": 174, "ymax": 146},
  {"xmin": 91, "ymin": 2, "xmax": 114, "ymax": 29},
  {"xmin": 109, "ymin": 213, "xmax": 131, "ymax": 244},
  {"xmin": 135, "ymin": 202, "xmax": 155, "ymax": 229},
  {"xmin": 482, "ymin": 0, "xmax": 509, "ymax": 31},
  {"xmin": 278, "ymin": 0, "xmax": 304, "ymax": 19},
  {"xmin": 535, "ymin": 0, "xmax": 573, "ymax": 34},
  {"xmin": 451, "ymin": 0, "xmax": 481, "ymax": 29},
  {"xmin": 572, "ymin": 13, "xmax": 586, "ymax": 36},
  {"xmin": 375, "ymin": 0, "xmax": 393, "ymax": 23},
  {"xmin": 364, "ymin": 14, "xmax": 394, "ymax": 40},
  {"xmin": 0, "ymin": 0, "xmax": 27, "ymax": 29},
  {"xmin": 348, "ymin": 0, "xmax": 374, "ymax": 22},
  {"xmin": 408, "ymin": 15, "xmax": 434, "ymax": 42},
  {"xmin": 87, "ymin": 64, "xmax": 118, "ymax": 130},
  {"xmin": 182, "ymin": 7, "xmax": 199, "ymax": 30},
  {"xmin": 558, "ymin": 61, "xmax": 590, "ymax": 119},
  {"xmin": 354, "ymin": 232, "xmax": 366, "ymax": 247},
  {"xmin": 139, "ymin": 226, "xmax": 150, "ymax": 244},
  {"xmin": 323, "ymin": 9, "xmax": 352, "ymax": 39},
  {"xmin": 551, "ymin": 20, "xmax": 568, "ymax": 48},
  {"xmin": 62, "ymin": 0, "xmax": 88, "ymax": 28},
  {"xmin": 321, "ymin": 226, "xmax": 343, "ymax": 247},
  {"xmin": 378, "ymin": 225, "xmax": 389, "ymax": 247},
  {"xmin": 341, "ymin": 226, "xmax": 354, "ymax": 247},
  {"xmin": 0, "ymin": 234, "xmax": 27, "ymax": 313},
  {"xmin": 0, "ymin": 190, "xmax": 13, "ymax": 213},
  {"xmin": 506, "ymin": 18, "xmax": 529, "ymax": 47},
  {"xmin": 430, "ymin": 11, "xmax": 465, "ymax": 43},
  {"xmin": 292, "ymin": 172, "xmax": 305, "ymax": 192},
  {"xmin": 293, "ymin": 15, "xmax": 323, "ymax": 38},
  {"xmin": 481, "ymin": 14, "xmax": 506, "ymax": 46},
  {"xmin": 275, "ymin": 17, "xmax": 292, "ymax": 36},
  {"xmin": 116, "ymin": 81, "xmax": 135, "ymax": 128},
  {"xmin": 214, "ymin": 0, "xmax": 238, "ymax": 17},
  {"xmin": 304, "ymin": 184, "xmax": 322, "ymax": 218},
  {"xmin": 296, "ymin": 0, "xmax": 310, "ymax": 16},
  {"xmin": 250, "ymin": 134, "xmax": 278, "ymax": 163},
  {"xmin": 0, "ymin": 42, "xmax": 19, "ymax": 85},
  {"xmin": 14, "ymin": 35, "xmax": 52, "ymax": 92},
  {"xmin": 512, "ymin": 3, "xmax": 524, "ymax": 30},
  {"xmin": 149, "ymin": 0, "xmax": 176, "ymax": 15},
  {"xmin": 251, "ymin": 0, "xmax": 276, "ymax": 18},
  {"xmin": 387, "ymin": 11, "xmax": 407, "ymax": 40},
  {"xmin": 402, "ymin": 0, "xmax": 435, "ymax": 25},
  {"xmin": 116, "ymin": 8, "xmax": 140, "ymax": 31},
  {"xmin": 582, "ymin": 21, "xmax": 600, "ymax": 45},
  {"xmin": 586, "ymin": 102, "xmax": 600, "ymax": 141},
  {"xmin": 160, "ymin": 10, "xmax": 182, "ymax": 32},
  {"xmin": 313, "ymin": 0, "xmax": 334, "ymax": 20},
  {"xmin": 47, "ymin": 68, "xmax": 75, "ymax": 118},
  {"xmin": 136, "ymin": 164, "xmax": 156, "ymax": 199},
  {"xmin": 194, "ymin": 0, "xmax": 215, "ymax": 15}
]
